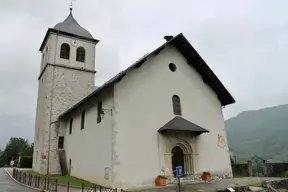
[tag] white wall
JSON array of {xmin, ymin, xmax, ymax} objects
[
  {"xmin": 61, "ymin": 89, "xmax": 114, "ymax": 187},
  {"xmin": 113, "ymin": 45, "xmax": 232, "ymax": 188}
]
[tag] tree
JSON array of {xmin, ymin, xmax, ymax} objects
[
  {"xmin": 0, "ymin": 151, "xmax": 8, "ymax": 167},
  {"xmin": 0, "ymin": 137, "xmax": 33, "ymax": 167}
]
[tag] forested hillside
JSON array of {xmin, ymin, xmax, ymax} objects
[{"xmin": 226, "ymin": 104, "xmax": 288, "ymax": 163}]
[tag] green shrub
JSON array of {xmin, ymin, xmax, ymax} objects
[
  {"xmin": 282, "ymin": 170, "xmax": 288, "ymax": 178},
  {"xmin": 20, "ymin": 156, "xmax": 33, "ymax": 168}
]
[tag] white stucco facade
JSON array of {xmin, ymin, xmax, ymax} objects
[
  {"xmin": 55, "ymin": 44, "xmax": 233, "ymax": 189},
  {"xmin": 59, "ymin": 87, "xmax": 114, "ymax": 187},
  {"xmin": 112, "ymin": 45, "xmax": 232, "ymax": 189},
  {"xmin": 33, "ymin": 10, "xmax": 234, "ymax": 190}
]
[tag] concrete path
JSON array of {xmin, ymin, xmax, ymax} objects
[
  {"xmin": 3, "ymin": 167, "xmax": 284, "ymax": 192},
  {"xmin": 132, "ymin": 177, "xmax": 285, "ymax": 192},
  {"xmin": 3, "ymin": 167, "xmax": 86, "ymax": 192},
  {"xmin": 0, "ymin": 167, "xmax": 38, "ymax": 192}
]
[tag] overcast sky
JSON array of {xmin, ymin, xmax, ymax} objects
[{"xmin": 1, "ymin": 0, "xmax": 288, "ymax": 148}]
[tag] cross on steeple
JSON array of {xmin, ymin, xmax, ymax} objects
[{"xmin": 70, "ymin": 0, "xmax": 77, "ymax": 12}]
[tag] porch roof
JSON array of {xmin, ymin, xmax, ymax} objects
[{"xmin": 158, "ymin": 116, "xmax": 210, "ymax": 135}]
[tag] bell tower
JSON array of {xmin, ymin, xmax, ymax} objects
[{"xmin": 32, "ymin": 8, "xmax": 99, "ymax": 174}]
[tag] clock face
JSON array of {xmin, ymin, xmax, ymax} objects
[{"xmin": 71, "ymin": 39, "xmax": 78, "ymax": 46}]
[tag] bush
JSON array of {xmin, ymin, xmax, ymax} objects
[
  {"xmin": 282, "ymin": 170, "xmax": 288, "ymax": 178},
  {"xmin": 20, "ymin": 156, "xmax": 33, "ymax": 168}
]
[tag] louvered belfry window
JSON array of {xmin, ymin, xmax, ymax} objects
[
  {"xmin": 60, "ymin": 43, "xmax": 70, "ymax": 59},
  {"xmin": 76, "ymin": 47, "xmax": 85, "ymax": 62}
]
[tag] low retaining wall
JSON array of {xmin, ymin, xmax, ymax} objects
[
  {"xmin": 232, "ymin": 162, "xmax": 288, "ymax": 177},
  {"xmin": 216, "ymin": 179, "xmax": 288, "ymax": 192},
  {"xmin": 265, "ymin": 179, "xmax": 288, "ymax": 189}
]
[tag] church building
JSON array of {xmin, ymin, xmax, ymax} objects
[{"xmin": 32, "ymin": 8, "xmax": 236, "ymax": 189}]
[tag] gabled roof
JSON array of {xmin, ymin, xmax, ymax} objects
[
  {"xmin": 158, "ymin": 116, "xmax": 209, "ymax": 135},
  {"xmin": 59, "ymin": 33, "xmax": 236, "ymax": 119}
]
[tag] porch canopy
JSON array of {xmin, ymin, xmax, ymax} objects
[{"xmin": 158, "ymin": 116, "xmax": 209, "ymax": 135}]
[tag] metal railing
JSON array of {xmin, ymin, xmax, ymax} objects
[
  {"xmin": 13, "ymin": 168, "xmax": 58, "ymax": 191},
  {"xmin": 12, "ymin": 168, "xmax": 120, "ymax": 192}
]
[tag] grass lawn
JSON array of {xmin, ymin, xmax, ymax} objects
[
  {"xmin": 21, "ymin": 170, "xmax": 96, "ymax": 187},
  {"xmin": 248, "ymin": 181, "xmax": 265, "ymax": 187}
]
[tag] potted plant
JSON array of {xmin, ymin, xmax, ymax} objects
[
  {"xmin": 155, "ymin": 175, "xmax": 167, "ymax": 186},
  {"xmin": 201, "ymin": 171, "xmax": 211, "ymax": 182}
]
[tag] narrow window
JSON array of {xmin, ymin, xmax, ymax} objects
[
  {"xmin": 45, "ymin": 47, "xmax": 48, "ymax": 64},
  {"xmin": 41, "ymin": 47, "xmax": 48, "ymax": 70},
  {"xmin": 81, "ymin": 111, "xmax": 85, "ymax": 129},
  {"xmin": 97, "ymin": 101, "xmax": 102, "ymax": 123},
  {"xmin": 37, "ymin": 127, "xmax": 40, "ymax": 141},
  {"xmin": 69, "ymin": 118, "xmax": 73, "ymax": 134},
  {"xmin": 76, "ymin": 47, "xmax": 85, "ymax": 62},
  {"xmin": 58, "ymin": 136, "xmax": 64, "ymax": 149},
  {"xmin": 69, "ymin": 158, "xmax": 72, "ymax": 175},
  {"xmin": 172, "ymin": 95, "xmax": 182, "ymax": 115},
  {"xmin": 60, "ymin": 43, "xmax": 70, "ymax": 59},
  {"xmin": 41, "ymin": 53, "xmax": 45, "ymax": 69}
]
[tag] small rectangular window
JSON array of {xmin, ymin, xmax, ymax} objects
[
  {"xmin": 97, "ymin": 102, "xmax": 102, "ymax": 123},
  {"xmin": 58, "ymin": 136, "xmax": 64, "ymax": 149},
  {"xmin": 81, "ymin": 111, "xmax": 85, "ymax": 130},
  {"xmin": 69, "ymin": 118, "xmax": 73, "ymax": 134}
]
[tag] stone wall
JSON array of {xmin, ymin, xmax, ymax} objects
[
  {"xmin": 266, "ymin": 163, "xmax": 288, "ymax": 177},
  {"xmin": 232, "ymin": 163, "xmax": 249, "ymax": 177},
  {"xmin": 266, "ymin": 179, "xmax": 288, "ymax": 189},
  {"xmin": 232, "ymin": 162, "xmax": 288, "ymax": 177},
  {"xmin": 216, "ymin": 179, "xmax": 288, "ymax": 192}
]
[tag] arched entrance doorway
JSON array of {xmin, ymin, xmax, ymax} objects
[{"xmin": 171, "ymin": 146, "xmax": 184, "ymax": 177}]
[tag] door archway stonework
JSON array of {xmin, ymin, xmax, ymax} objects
[{"xmin": 163, "ymin": 137, "xmax": 197, "ymax": 176}]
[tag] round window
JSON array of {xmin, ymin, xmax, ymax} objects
[{"xmin": 169, "ymin": 63, "xmax": 177, "ymax": 72}]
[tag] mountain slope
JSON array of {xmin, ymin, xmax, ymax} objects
[{"xmin": 225, "ymin": 104, "xmax": 288, "ymax": 162}]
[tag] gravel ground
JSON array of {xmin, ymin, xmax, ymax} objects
[{"xmin": 130, "ymin": 177, "xmax": 285, "ymax": 192}]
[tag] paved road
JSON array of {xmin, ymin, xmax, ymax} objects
[{"xmin": 0, "ymin": 168, "xmax": 37, "ymax": 192}]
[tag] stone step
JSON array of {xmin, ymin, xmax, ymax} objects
[{"xmin": 169, "ymin": 177, "xmax": 203, "ymax": 185}]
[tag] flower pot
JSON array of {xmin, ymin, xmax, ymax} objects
[
  {"xmin": 155, "ymin": 178, "xmax": 167, "ymax": 186},
  {"xmin": 201, "ymin": 175, "xmax": 211, "ymax": 181}
]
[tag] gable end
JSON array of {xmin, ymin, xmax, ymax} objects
[
  {"xmin": 169, "ymin": 33, "xmax": 235, "ymax": 106},
  {"xmin": 59, "ymin": 33, "xmax": 235, "ymax": 119}
]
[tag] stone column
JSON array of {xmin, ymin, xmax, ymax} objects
[
  {"xmin": 185, "ymin": 154, "xmax": 193, "ymax": 175},
  {"xmin": 184, "ymin": 154, "xmax": 189, "ymax": 175},
  {"xmin": 190, "ymin": 154, "xmax": 194, "ymax": 174}
]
